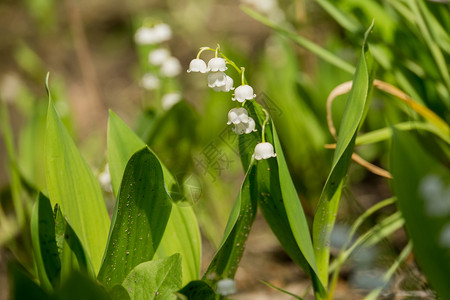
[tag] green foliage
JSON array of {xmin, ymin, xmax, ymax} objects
[
  {"xmin": 312, "ymin": 22, "xmax": 374, "ymax": 288},
  {"xmin": 97, "ymin": 147, "xmax": 172, "ymax": 288},
  {"xmin": 45, "ymin": 86, "xmax": 110, "ymax": 274},
  {"xmin": 107, "ymin": 110, "xmax": 201, "ymax": 285},
  {"xmin": 122, "ymin": 254, "xmax": 182, "ymax": 300},
  {"xmin": 391, "ymin": 129, "xmax": 450, "ymax": 299}
]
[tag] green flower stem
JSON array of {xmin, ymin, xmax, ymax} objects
[
  {"xmin": 196, "ymin": 47, "xmax": 214, "ymax": 59},
  {"xmin": 261, "ymin": 108, "xmax": 270, "ymax": 143}
]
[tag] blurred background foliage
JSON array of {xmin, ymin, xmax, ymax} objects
[{"xmin": 1, "ymin": 0, "xmax": 449, "ymax": 298}]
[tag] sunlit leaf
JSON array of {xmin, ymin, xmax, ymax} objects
[
  {"xmin": 107, "ymin": 110, "xmax": 201, "ymax": 285},
  {"xmin": 122, "ymin": 254, "xmax": 182, "ymax": 300},
  {"xmin": 312, "ymin": 23, "xmax": 374, "ymax": 287},
  {"xmin": 45, "ymin": 78, "xmax": 110, "ymax": 274},
  {"xmin": 98, "ymin": 147, "xmax": 172, "ymax": 288}
]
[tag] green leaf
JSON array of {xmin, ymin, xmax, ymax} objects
[
  {"xmin": 122, "ymin": 254, "xmax": 182, "ymax": 300},
  {"xmin": 177, "ymin": 281, "xmax": 215, "ymax": 300},
  {"xmin": 391, "ymin": 129, "xmax": 450, "ymax": 300},
  {"xmin": 30, "ymin": 193, "xmax": 61, "ymax": 291},
  {"xmin": 312, "ymin": 23, "xmax": 374, "ymax": 287},
  {"xmin": 97, "ymin": 147, "xmax": 172, "ymax": 288},
  {"xmin": 57, "ymin": 271, "xmax": 111, "ymax": 300},
  {"xmin": 238, "ymin": 101, "xmax": 326, "ymax": 297},
  {"xmin": 203, "ymin": 163, "xmax": 258, "ymax": 282},
  {"xmin": 45, "ymin": 79, "xmax": 110, "ymax": 274},
  {"xmin": 107, "ymin": 110, "xmax": 201, "ymax": 285},
  {"xmin": 54, "ymin": 204, "xmax": 96, "ymax": 281},
  {"xmin": 154, "ymin": 204, "xmax": 201, "ymax": 286}
]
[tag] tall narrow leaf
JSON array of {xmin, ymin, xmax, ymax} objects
[
  {"xmin": 239, "ymin": 101, "xmax": 326, "ymax": 297},
  {"xmin": 312, "ymin": 23, "xmax": 374, "ymax": 287},
  {"xmin": 203, "ymin": 163, "xmax": 258, "ymax": 282},
  {"xmin": 30, "ymin": 193, "xmax": 61, "ymax": 291},
  {"xmin": 45, "ymin": 79, "xmax": 110, "ymax": 274},
  {"xmin": 97, "ymin": 147, "xmax": 172, "ymax": 288}
]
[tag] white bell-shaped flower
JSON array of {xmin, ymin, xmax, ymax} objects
[
  {"xmin": 233, "ymin": 117, "xmax": 256, "ymax": 135},
  {"xmin": 151, "ymin": 23, "xmax": 172, "ymax": 43},
  {"xmin": 212, "ymin": 75, "xmax": 234, "ymax": 92},
  {"xmin": 207, "ymin": 57, "xmax": 227, "ymax": 72},
  {"xmin": 134, "ymin": 23, "xmax": 172, "ymax": 45},
  {"xmin": 253, "ymin": 142, "xmax": 277, "ymax": 160},
  {"xmin": 149, "ymin": 48, "xmax": 170, "ymax": 66},
  {"xmin": 160, "ymin": 57, "xmax": 182, "ymax": 77},
  {"xmin": 216, "ymin": 278, "xmax": 236, "ymax": 296},
  {"xmin": 227, "ymin": 107, "xmax": 249, "ymax": 125},
  {"xmin": 161, "ymin": 93, "xmax": 181, "ymax": 110},
  {"xmin": 232, "ymin": 85, "xmax": 256, "ymax": 102},
  {"xmin": 141, "ymin": 73, "xmax": 160, "ymax": 90},
  {"xmin": 187, "ymin": 58, "xmax": 207, "ymax": 73},
  {"xmin": 208, "ymin": 71, "xmax": 227, "ymax": 88}
]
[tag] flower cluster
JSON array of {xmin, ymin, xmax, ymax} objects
[
  {"xmin": 187, "ymin": 46, "xmax": 276, "ymax": 160},
  {"xmin": 135, "ymin": 21, "xmax": 182, "ymax": 110}
]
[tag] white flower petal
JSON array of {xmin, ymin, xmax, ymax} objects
[
  {"xmin": 254, "ymin": 142, "xmax": 277, "ymax": 160},
  {"xmin": 187, "ymin": 58, "xmax": 207, "ymax": 73},
  {"xmin": 232, "ymin": 85, "xmax": 256, "ymax": 102}
]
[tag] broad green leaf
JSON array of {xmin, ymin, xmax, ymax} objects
[
  {"xmin": 312, "ymin": 23, "xmax": 374, "ymax": 287},
  {"xmin": 54, "ymin": 204, "xmax": 96, "ymax": 281},
  {"xmin": 239, "ymin": 101, "xmax": 326, "ymax": 297},
  {"xmin": 57, "ymin": 271, "xmax": 111, "ymax": 300},
  {"xmin": 391, "ymin": 129, "xmax": 450, "ymax": 299},
  {"xmin": 122, "ymin": 254, "xmax": 182, "ymax": 300},
  {"xmin": 109, "ymin": 285, "xmax": 131, "ymax": 300},
  {"xmin": 45, "ymin": 81, "xmax": 109, "ymax": 274},
  {"xmin": 154, "ymin": 204, "xmax": 201, "ymax": 286},
  {"xmin": 203, "ymin": 163, "xmax": 258, "ymax": 282},
  {"xmin": 177, "ymin": 281, "xmax": 215, "ymax": 300},
  {"xmin": 97, "ymin": 147, "xmax": 172, "ymax": 288},
  {"xmin": 107, "ymin": 110, "xmax": 201, "ymax": 284},
  {"xmin": 30, "ymin": 193, "xmax": 61, "ymax": 291}
]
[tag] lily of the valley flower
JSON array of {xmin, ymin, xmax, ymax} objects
[
  {"xmin": 208, "ymin": 71, "xmax": 227, "ymax": 88},
  {"xmin": 207, "ymin": 57, "xmax": 227, "ymax": 72},
  {"xmin": 233, "ymin": 117, "xmax": 256, "ymax": 135},
  {"xmin": 160, "ymin": 57, "xmax": 182, "ymax": 77},
  {"xmin": 187, "ymin": 58, "xmax": 207, "ymax": 73},
  {"xmin": 141, "ymin": 73, "xmax": 160, "ymax": 90},
  {"xmin": 227, "ymin": 107, "xmax": 249, "ymax": 124},
  {"xmin": 213, "ymin": 75, "xmax": 234, "ymax": 92},
  {"xmin": 253, "ymin": 142, "xmax": 277, "ymax": 160},
  {"xmin": 232, "ymin": 84, "xmax": 256, "ymax": 102},
  {"xmin": 149, "ymin": 48, "xmax": 170, "ymax": 66},
  {"xmin": 135, "ymin": 23, "xmax": 172, "ymax": 45}
]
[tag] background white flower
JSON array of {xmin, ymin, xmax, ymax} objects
[
  {"xmin": 149, "ymin": 48, "xmax": 171, "ymax": 66},
  {"xmin": 141, "ymin": 73, "xmax": 160, "ymax": 90},
  {"xmin": 160, "ymin": 57, "xmax": 182, "ymax": 77}
]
